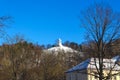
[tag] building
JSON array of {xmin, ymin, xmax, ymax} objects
[{"xmin": 66, "ymin": 56, "xmax": 120, "ymax": 80}]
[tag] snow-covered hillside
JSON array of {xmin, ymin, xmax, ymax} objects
[
  {"xmin": 44, "ymin": 39, "xmax": 83, "ymax": 57},
  {"xmin": 47, "ymin": 39, "xmax": 78, "ymax": 53},
  {"xmin": 47, "ymin": 39, "xmax": 77, "ymax": 53}
]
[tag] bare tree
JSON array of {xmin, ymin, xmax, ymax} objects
[
  {"xmin": 0, "ymin": 16, "xmax": 11, "ymax": 38},
  {"xmin": 1, "ymin": 35, "xmax": 42, "ymax": 80},
  {"xmin": 81, "ymin": 3, "xmax": 120, "ymax": 80},
  {"xmin": 39, "ymin": 51, "xmax": 67, "ymax": 80}
]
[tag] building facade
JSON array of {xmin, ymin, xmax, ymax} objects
[{"xmin": 66, "ymin": 56, "xmax": 120, "ymax": 80}]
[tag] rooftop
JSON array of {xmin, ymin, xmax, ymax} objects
[{"xmin": 66, "ymin": 57, "xmax": 120, "ymax": 73}]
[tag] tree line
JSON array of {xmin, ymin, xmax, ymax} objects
[
  {"xmin": 0, "ymin": 37, "xmax": 119, "ymax": 80},
  {"xmin": 0, "ymin": 2, "xmax": 120, "ymax": 80}
]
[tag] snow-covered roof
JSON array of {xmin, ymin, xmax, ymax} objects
[
  {"xmin": 66, "ymin": 57, "xmax": 120, "ymax": 73},
  {"xmin": 66, "ymin": 59, "xmax": 90, "ymax": 73}
]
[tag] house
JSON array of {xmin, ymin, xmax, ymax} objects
[{"xmin": 66, "ymin": 57, "xmax": 120, "ymax": 80}]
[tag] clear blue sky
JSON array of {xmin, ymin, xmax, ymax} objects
[{"xmin": 0, "ymin": 0, "xmax": 120, "ymax": 45}]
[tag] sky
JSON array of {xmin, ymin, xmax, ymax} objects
[{"xmin": 0, "ymin": 0, "xmax": 120, "ymax": 45}]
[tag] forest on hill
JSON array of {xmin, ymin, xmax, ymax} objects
[
  {"xmin": 0, "ymin": 2, "xmax": 120, "ymax": 79},
  {"xmin": 0, "ymin": 38, "xmax": 119, "ymax": 80}
]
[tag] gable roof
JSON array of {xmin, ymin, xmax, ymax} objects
[
  {"xmin": 66, "ymin": 57, "xmax": 120, "ymax": 73},
  {"xmin": 66, "ymin": 59, "xmax": 90, "ymax": 73}
]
